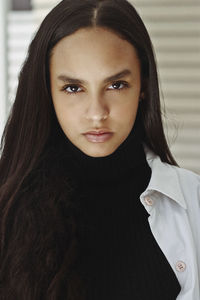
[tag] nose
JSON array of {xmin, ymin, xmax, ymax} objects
[{"xmin": 85, "ymin": 96, "xmax": 109, "ymax": 121}]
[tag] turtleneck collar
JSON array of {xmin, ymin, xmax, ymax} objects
[{"xmin": 62, "ymin": 110, "xmax": 148, "ymax": 185}]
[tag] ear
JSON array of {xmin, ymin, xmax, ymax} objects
[
  {"xmin": 139, "ymin": 78, "xmax": 148, "ymax": 101},
  {"xmin": 140, "ymin": 91, "xmax": 145, "ymax": 99}
]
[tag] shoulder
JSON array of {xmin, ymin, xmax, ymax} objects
[
  {"xmin": 145, "ymin": 145, "xmax": 200, "ymax": 187},
  {"xmin": 144, "ymin": 145, "xmax": 200, "ymax": 210},
  {"xmin": 170, "ymin": 165, "xmax": 200, "ymax": 207},
  {"xmin": 171, "ymin": 165, "xmax": 200, "ymax": 210},
  {"xmin": 172, "ymin": 164, "xmax": 200, "ymax": 189}
]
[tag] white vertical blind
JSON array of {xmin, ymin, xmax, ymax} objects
[
  {"xmin": 7, "ymin": 0, "xmax": 200, "ymax": 173},
  {"xmin": 131, "ymin": 0, "xmax": 200, "ymax": 174},
  {"xmin": 31, "ymin": 0, "xmax": 59, "ymax": 23},
  {"xmin": 7, "ymin": 11, "xmax": 35, "ymax": 110},
  {"xmin": 7, "ymin": 1, "xmax": 58, "ymax": 111}
]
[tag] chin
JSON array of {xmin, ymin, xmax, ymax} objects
[{"xmin": 82, "ymin": 146, "xmax": 117, "ymax": 158}]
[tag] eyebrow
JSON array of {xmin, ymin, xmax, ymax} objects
[{"xmin": 57, "ymin": 69, "xmax": 132, "ymax": 85}]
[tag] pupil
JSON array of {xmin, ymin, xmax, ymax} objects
[
  {"xmin": 71, "ymin": 86, "xmax": 77, "ymax": 92},
  {"xmin": 114, "ymin": 82, "xmax": 120, "ymax": 89}
]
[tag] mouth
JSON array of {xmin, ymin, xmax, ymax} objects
[{"xmin": 83, "ymin": 130, "xmax": 114, "ymax": 143}]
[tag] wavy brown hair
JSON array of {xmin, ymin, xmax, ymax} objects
[{"xmin": 0, "ymin": 0, "xmax": 178, "ymax": 299}]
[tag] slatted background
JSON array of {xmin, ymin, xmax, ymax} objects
[
  {"xmin": 7, "ymin": 0, "xmax": 200, "ymax": 173},
  {"xmin": 7, "ymin": 11, "xmax": 35, "ymax": 111},
  {"xmin": 131, "ymin": 0, "xmax": 200, "ymax": 174}
]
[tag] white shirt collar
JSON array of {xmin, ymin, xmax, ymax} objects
[{"xmin": 144, "ymin": 145, "xmax": 187, "ymax": 210}]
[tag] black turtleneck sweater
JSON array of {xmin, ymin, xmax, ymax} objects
[{"xmin": 63, "ymin": 114, "xmax": 181, "ymax": 300}]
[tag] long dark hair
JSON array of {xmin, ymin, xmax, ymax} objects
[{"xmin": 0, "ymin": 0, "xmax": 178, "ymax": 299}]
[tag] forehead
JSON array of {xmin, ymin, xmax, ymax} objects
[
  {"xmin": 51, "ymin": 27, "xmax": 139, "ymax": 65},
  {"xmin": 49, "ymin": 27, "xmax": 141, "ymax": 85}
]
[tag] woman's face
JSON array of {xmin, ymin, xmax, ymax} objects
[{"xmin": 50, "ymin": 27, "xmax": 141, "ymax": 157}]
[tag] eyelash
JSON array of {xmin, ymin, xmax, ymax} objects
[{"xmin": 61, "ymin": 80, "xmax": 129, "ymax": 95}]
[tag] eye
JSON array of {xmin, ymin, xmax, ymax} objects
[
  {"xmin": 108, "ymin": 81, "xmax": 129, "ymax": 91},
  {"xmin": 61, "ymin": 84, "xmax": 82, "ymax": 95},
  {"xmin": 61, "ymin": 80, "xmax": 129, "ymax": 95}
]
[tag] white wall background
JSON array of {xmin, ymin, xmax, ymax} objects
[{"xmin": 1, "ymin": 0, "xmax": 200, "ymax": 174}]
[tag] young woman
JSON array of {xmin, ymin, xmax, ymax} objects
[{"xmin": 0, "ymin": 0, "xmax": 199, "ymax": 299}]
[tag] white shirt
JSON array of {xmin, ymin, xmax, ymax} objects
[{"xmin": 141, "ymin": 148, "xmax": 200, "ymax": 299}]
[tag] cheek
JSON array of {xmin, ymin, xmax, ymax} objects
[
  {"xmin": 57, "ymin": 111, "xmax": 76, "ymax": 131},
  {"xmin": 114, "ymin": 100, "xmax": 139, "ymax": 126},
  {"xmin": 56, "ymin": 108, "xmax": 83, "ymax": 139},
  {"xmin": 52, "ymin": 100, "xmax": 69, "ymax": 129},
  {"xmin": 52, "ymin": 96, "xmax": 74, "ymax": 124}
]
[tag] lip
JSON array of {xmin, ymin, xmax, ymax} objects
[
  {"xmin": 84, "ymin": 129, "xmax": 112, "ymax": 135},
  {"xmin": 83, "ymin": 131, "xmax": 113, "ymax": 143}
]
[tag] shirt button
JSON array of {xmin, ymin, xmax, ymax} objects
[
  {"xmin": 144, "ymin": 196, "xmax": 154, "ymax": 206},
  {"xmin": 175, "ymin": 261, "xmax": 186, "ymax": 272}
]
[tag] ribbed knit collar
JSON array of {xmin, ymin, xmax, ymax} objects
[{"xmin": 63, "ymin": 111, "xmax": 148, "ymax": 185}]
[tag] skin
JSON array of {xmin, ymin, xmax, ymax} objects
[{"xmin": 50, "ymin": 27, "xmax": 142, "ymax": 157}]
